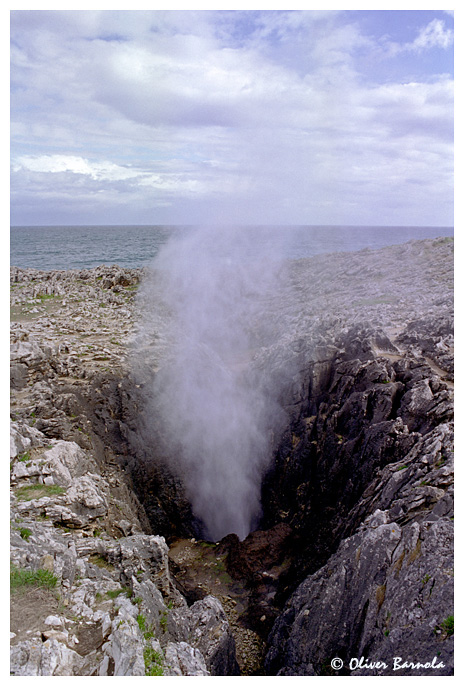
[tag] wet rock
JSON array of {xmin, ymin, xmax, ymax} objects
[{"xmin": 220, "ymin": 523, "xmax": 293, "ymax": 583}]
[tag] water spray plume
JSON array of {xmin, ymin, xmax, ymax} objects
[{"xmin": 136, "ymin": 226, "xmax": 290, "ymax": 541}]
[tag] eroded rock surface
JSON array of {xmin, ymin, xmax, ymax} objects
[
  {"xmin": 10, "ymin": 237, "xmax": 453, "ymax": 676},
  {"xmin": 10, "ymin": 265, "xmax": 238, "ymax": 676}
]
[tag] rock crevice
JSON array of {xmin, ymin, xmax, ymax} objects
[{"xmin": 10, "ymin": 238, "xmax": 453, "ymax": 676}]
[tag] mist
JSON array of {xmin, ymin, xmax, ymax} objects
[{"xmin": 135, "ymin": 226, "xmax": 292, "ymax": 541}]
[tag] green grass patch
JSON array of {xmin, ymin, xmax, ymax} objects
[
  {"xmin": 137, "ymin": 613, "xmax": 148, "ymax": 633},
  {"xmin": 89, "ymin": 554, "xmax": 115, "ymax": 571},
  {"xmin": 143, "ymin": 647, "xmax": 164, "ymax": 676},
  {"xmin": 106, "ymin": 588, "xmax": 127, "ymax": 599},
  {"xmin": 19, "ymin": 527, "xmax": 32, "ymax": 540},
  {"xmin": 10, "ymin": 564, "xmax": 58, "ymax": 592},
  {"xmin": 440, "ymin": 615, "xmax": 454, "ymax": 637},
  {"xmin": 159, "ymin": 611, "xmax": 168, "ymax": 633},
  {"xmin": 15, "ymin": 483, "xmax": 65, "ymax": 501},
  {"xmin": 36, "ymin": 293, "xmax": 56, "ymax": 302},
  {"xmin": 137, "ymin": 613, "xmax": 155, "ymax": 640}
]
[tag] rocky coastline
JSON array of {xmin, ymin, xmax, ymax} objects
[{"xmin": 10, "ymin": 237, "xmax": 453, "ymax": 676}]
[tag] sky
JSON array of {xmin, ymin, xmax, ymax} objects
[{"xmin": 10, "ymin": 8, "xmax": 454, "ymax": 227}]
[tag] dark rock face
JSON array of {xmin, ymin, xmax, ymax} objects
[
  {"xmin": 260, "ymin": 326, "xmax": 453, "ymax": 675},
  {"xmin": 217, "ymin": 523, "xmax": 295, "ymax": 636},
  {"xmin": 87, "ymin": 374, "xmax": 202, "ymax": 541},
  {"xmin": 220, "ymin": 523, "xmax": 294, "ymax": 582},
  {"xmin": 261, "ymin": 333, "xmax": 452, "ymax": 568},
  {"xmin": 265, "ymin": 513, "xmax": 453, "ymax": 676}
]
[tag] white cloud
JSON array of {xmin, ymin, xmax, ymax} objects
[
  {"xmin": 409, "ymin": 19, "xmax": 453, "ymax": 52},
  {"xmin": 386, "ymin": 18, "xmax": 453, "ymax": 56},
  {"xmin": 11, "ymin": 154, "xmax": 226, "ymax": 200},
  {"xmin": 10, "ymin": 10, "xmax": 454, "ymax": 226},
  {"xmin": 13, "ymin": 155, "xmax": 139, "ymax": 181}
]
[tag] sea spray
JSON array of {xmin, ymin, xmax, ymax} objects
[{"xmin": 135, "ymin": 226, "xmax": 291, "ymax": 540}]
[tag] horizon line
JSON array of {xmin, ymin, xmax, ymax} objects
[{"xmin": 10, "ymin": 223, "xmax": 455, "ymax": 229}]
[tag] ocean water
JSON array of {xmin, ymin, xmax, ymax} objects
[{"xmin": 10, "ymin": 224, "xmax": 453, "ymax": 271}]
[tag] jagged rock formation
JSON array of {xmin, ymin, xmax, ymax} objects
[
  {"xmin": 256, "ymin": 241, "xmax": 454, "ymax": 676},
  {"xmin": 10, "ymin": 237, "xmax": 453, "ymax": 676},
  {"xmin": 262, "ymin": 340, "xmax": 454, "ymax": 675},
  {"xmin": 10, "ymin": 266, "xmax": 238, "ymax": 676},
  {"xmin": 10, "ymin": 419, "xmax": 239, "ymax": 676}
]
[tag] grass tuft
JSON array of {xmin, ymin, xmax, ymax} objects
[
  {"xmin": 143, "ymin": 647, "xmax": 164, "ymax": 676},
  {"xmin": 15, "ymin": 483, "xmax": 65, "ymax": 501},
  {"xmin": 440, "ymin": 615, "xmax": 454, "ymax": 637},
  {"xmin": 10, "ymin": 564, "xmax": 58, "ymax": 591}
]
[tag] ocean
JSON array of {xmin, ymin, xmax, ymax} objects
[{"xmin": 10, "ymin": 225, "xmax": 454, "ymax": 271}]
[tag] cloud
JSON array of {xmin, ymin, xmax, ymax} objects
[
  {"xmin": 386, "ymin": 18, "xmax": 453, "ymax": 56},
  {"xmin": 408, "ymin": 19, "xmax": 453, "ymax": 52},
  {"xmin": 12, "ymin": 154, "xmax": 212, "ymax": 201},
  {"xmin": 10, "ymin": 10, "xmax": 454, "ymax": 226},
  {"xmin": 13, "ymin": 155, "xmax": 138, "ymax": 180}
]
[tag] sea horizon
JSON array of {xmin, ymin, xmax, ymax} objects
[{"xmin": 10, "ymin": 224, "xmax": 454, "ymax": 272}]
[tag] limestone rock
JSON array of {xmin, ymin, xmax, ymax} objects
[
  {"xmin": 41, "ymin": 441, "xmax": 90, "ymax": 486},
  {"xmin": 265, "ymin": 513, "xmax": 453, "ymax": 676},
  {"xmin": 187, "ymin": 596, "xmax": 240, "ymax": 676},
  {"xmin": 10, "ymin": 420, "xmax": 47, "ymax": 459},
  {"xmin": 104, "ymin": 612, "xmax": 146, "ymax": 676},
  {"xmin": 164, "ymin": 641, "xmax": 209, "ymax": 676},
  {"xmin": 10, "ymin": 241, "xmax": 453, "ymax": 676},
  {"xmin": 10, "ymin": 638, "xmax": 84, "ymax": 676}
]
